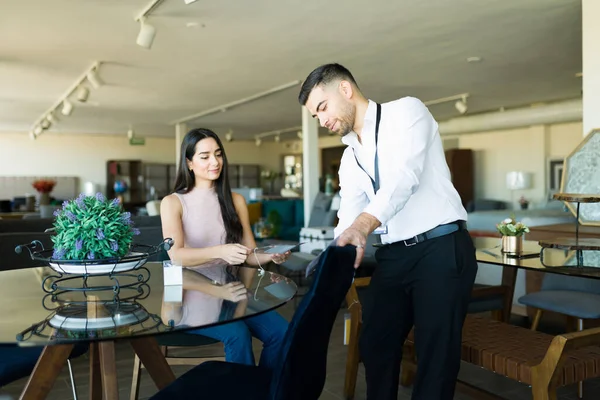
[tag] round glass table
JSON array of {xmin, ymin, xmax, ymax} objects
[{"xmin": 0, "ymin": 262, "xmax": 297, "ymax": 399}]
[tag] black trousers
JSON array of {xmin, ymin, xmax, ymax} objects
[{"xmin": 359, "ymin": 229, "xmax": 478, "ymax": 400}]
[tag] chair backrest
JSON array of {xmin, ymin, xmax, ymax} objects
[
  {"xmin": 307, "ymin": 192, "xmax": 336, "ymax": 228},
  {"xmin": 268, "ymin": 244, "xmax": 356, "ymax": 400}
]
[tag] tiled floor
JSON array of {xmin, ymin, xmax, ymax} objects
[{"xmin": 2, "ymin": 300, "xmax": 600, "ymax": 399}]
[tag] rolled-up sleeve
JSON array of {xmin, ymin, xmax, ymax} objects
[
  {"xmin": 363, "ymin": 98, "xmax": 435, "ymax": 225},
  {"xmin": 334, "ymin": 148, "xmax": 368, "ymax": 238}
]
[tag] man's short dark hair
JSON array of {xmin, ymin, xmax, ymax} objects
[{"xmin": 298, "ymin": 63, "xmax": 358, "ymax": 105}]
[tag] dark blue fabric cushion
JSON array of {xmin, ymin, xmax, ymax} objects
[
  {"xmin": 149, "ymin": 361, "xmax": 271, "ymax": 400},
  {"xmin": 518, "ymin": 290, "xmax": 600, "ymax": 319},
  {"xmin": 0, "ymin": 343, "xmax": 87, "ymax": 387}
]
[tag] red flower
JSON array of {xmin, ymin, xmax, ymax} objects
[{"xmin": 32, "ymin": 179, "xmax": 56, "ymax": 194}]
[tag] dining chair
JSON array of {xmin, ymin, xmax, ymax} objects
[
  {"xmin": 148, "ymin": 244, "xmax": 357, "ymax": 400},
  {"xmin": 0, "ymin": 344, "xmax": 88, "ymax": 399},
  {"xmin": 518, "ymin": 271, "xmax": 600, "ymax": 399}
]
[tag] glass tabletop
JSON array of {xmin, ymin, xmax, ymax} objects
[
  {"xmin": 474, "ymin": 237, "xmax": 600, "ymax": 279},
  {"xmin": 0, "ymin": 263, "xmax": 297, "ymax": 346}
]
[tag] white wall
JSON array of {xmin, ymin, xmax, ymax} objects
[
  {"xmin": 0, "ymin": 133, "xmax": 177, "ymax": 195},
  {"xmin": 457, "ymin": 122, "xmax": 584, "ymax": 208},
  {"xmin": 0, "ymin": 132, "xmax": 308, "ymax": 197}
]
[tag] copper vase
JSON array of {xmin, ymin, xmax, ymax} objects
[{"xmin": 501, "ymin": 235, "xmax": 523, "ymax": 255}]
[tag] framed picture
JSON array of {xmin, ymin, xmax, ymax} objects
[{"xmin": 548, "ymin": 158, "xmax": 564, "ymax": 193}]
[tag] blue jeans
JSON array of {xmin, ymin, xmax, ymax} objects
[{"xmin": 187, "ymin": 310, "xmax": 288, "ymax": 370}]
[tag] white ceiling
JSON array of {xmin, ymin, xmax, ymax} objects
[{"xmin": 0, "ymin": 0, "xmax": 582, "ymax": 140}]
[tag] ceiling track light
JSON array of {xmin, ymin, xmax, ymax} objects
[
  {"xmin": 454, "ymin": 95, "xmax": 468, "ymax": 115},
  {"xmin": 134, "ymin": 0, "xmax": 167, "ymax": 49},
  {"xmin": 424, "ymin": 92, "xmax": 470, "ymax": 115},
  {"xmin": 252, "ymin": 125, "xmax": 302, "ymax": 142},
  {"xmin": 136, "ymin": 18, "xmax": 157, "ymax": 49},
  {"xmin": 29, "ymin": 61, "xmax": 102, "ymax": 136},
  {"xmin": 184, "ymin": 0, "xmax": 199, "ymax": 4},
  {"xmin": 77, "ymin": 86, "xmax": 90, "ymax": 103},
  {"xmin": 87, "ymin": 66, "xmax": 104, "ymax": 89},
  {"xmin": 61, "ymin": 99, "xmax": 73, "ymax": 116}
]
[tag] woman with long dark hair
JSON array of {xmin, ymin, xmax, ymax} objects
[{"xmin": 160, "ymin": 128, "xmax": 290, "ymax": 368}]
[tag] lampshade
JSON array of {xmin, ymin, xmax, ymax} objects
[{"xmin": 506, "ymin": 171, "xmax": 532, "ymax": 190}]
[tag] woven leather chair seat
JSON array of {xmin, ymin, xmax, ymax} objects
[{"xmin": 405, "ymin": 315, "xmax": 600, "ymax": 387}]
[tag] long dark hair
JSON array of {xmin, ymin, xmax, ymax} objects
[{"xmin": 173, "ymin": 128, "xmax": 243, "ymax": 245}]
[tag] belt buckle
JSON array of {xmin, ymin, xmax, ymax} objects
[{"xmin": 403, "ymin": 236, "xmax": 419, "ymax": 246}]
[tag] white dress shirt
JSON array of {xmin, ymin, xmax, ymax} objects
[{"xmin": 334, "ymin": 97, "xmax": 468, "ymax": 244}]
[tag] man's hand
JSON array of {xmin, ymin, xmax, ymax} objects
[{"xmin": 337, "ymin": 213, "xmax": 382, "ymax": 269}]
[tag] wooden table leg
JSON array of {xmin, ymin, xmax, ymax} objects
[
  {"xmin": 129, "ymin": 336, "xmax": 176, "ymax": 390},
  {"xmin": 19, "ymin": 344, "xmax": 73, "ymax": 400},
  {"xmin": 89, "ymin": 342, "xmax": 102, "ymax": 400},
  {"xmin": 501, "ymin": 266, "xmax": 518, "ymax": 322},
  {"xmin": 98, "ymin": 341, "xmax": 119, "ymax": 400}
]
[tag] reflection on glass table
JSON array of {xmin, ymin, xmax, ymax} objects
[
  {"xmin": 0, "ymin": 264, "xmax": 297, "ymax": 346},
  {"xmin": 474, "ymin": 237, "xmax": 600, "ymax": 279}
]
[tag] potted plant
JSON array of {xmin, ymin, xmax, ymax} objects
[
  {"xmin": 51, "ymin": 193, "xmax": 140, "ymax": 261},
  {"xmin": 496, "ymin": 217, "xmax": 530, "ymax": 254},
  {"xmin": 32, "ymin": 179, "xmax": 57, "ymax": 206}
]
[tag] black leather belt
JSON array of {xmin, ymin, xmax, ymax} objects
[{"xmin": 398, "ymin": 220, "xmax": 467, "ymax": 247}]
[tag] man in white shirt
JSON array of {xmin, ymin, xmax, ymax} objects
[{"xmin": 298, "ymin": 63, "xmax": 478, "ymax": 400}]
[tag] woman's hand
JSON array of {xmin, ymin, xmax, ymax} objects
[
  {"xmin": 219, "ymin": 282, "xmax": 248, "ymax": 302},
  {"xmin": 219, "ymin": 244, "xmax": 250, "ymax": 265},
  {"xmin": 270, "ymin": 250, "xmax": 291, "ymax": 265}
]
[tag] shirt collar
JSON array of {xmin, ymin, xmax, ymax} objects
[{"xmin": 341, "ymin": 99, "xmax": 377, "ymax": 147}]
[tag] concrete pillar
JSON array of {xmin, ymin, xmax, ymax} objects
[
  {"xmin": 175, "ymin": 123, "xmax": 187, "ymax": 165},
  {"xmin": 582, "ymin": 0, "xmax": 600, "ymax": 136},
  {"xmin": 301, "ymin": 107, "xmax": 319, "ymax": 227}
]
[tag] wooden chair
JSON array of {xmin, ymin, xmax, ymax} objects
[{"xmin": 343, "ymin": 267, "xmax": 515, "ymax": 400}]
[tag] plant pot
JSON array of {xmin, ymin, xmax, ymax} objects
[
  {"xmin": 501, "ymin": 235, "xmax": 523, "ymax": 254},
  {"xmin": 39, "ymin": 192, "xmax": 51, "ymax": 206}
]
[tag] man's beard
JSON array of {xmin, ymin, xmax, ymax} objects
[{"xmin": 336, "ymin": 101, "xmax": 356, "ymax": 137}]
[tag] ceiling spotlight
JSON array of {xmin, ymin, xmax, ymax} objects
[
  {"xmin": 466, "ymin": 56, "xmax": 482, "ymax": 63},
  {"xmin": 77, "ymin": 87, "xmax": 90, "ymax": 103},
  {"xmin": 184, "ymin": 0, "xmax": 199, "ymax": 3},
  {"xmin": 40, "ymin": 119, "xmax": 51, "ymax": 130},
  {"xmin": 455, "ymin": 95, "xmax": 468, "ymax": 115},
  {"xmin": 87, "ymin": 67, "xmax": 103, "ymax": 89},
  {"xmin": 127, "ymin": 128, "xmax": 135, "ymax": 139},
  {"xmin": 34, "ymin": 125, "xmax": 43, "ymax": 135},
  {"xmin": 46, "ymin": 112, "xmax": 58, "ymax": 124},
  {"xmin": 274, "ymin": 134, "xmax": 280, "ymax": 143},
  {"xmin": 136, "ymin": 18, "xmax": 157, "ymax": 49},
  {"xmin": 297, "ymin": 131, "xmax": 303, "ymax": 139},
  {"xmin": 29, "ymin": 131, "xmax": 37, "ymax": 140},
  {"xmin": 255, "ymin": 138, "xmax": 262, "ymax": 147},
  {"xmin": 225, "ymin": 131, "xmax": 233, "ymax": 142},
  {"xmin": 61, "ymin": 99, "xmax": 73, "ymax": 116}
]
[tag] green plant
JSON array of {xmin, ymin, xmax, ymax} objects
[
  {"xmin": 496, "ymin": 216, "xmax": 530, "ymax": 237},
  {"xmin": 51, "ymin": 193, "xmax": 140, "ymax": 260},
  {"xmin": 267, "ymin": 210, "xmax": 283, "ymax": 238}
]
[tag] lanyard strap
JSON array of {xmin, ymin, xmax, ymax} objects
[{"xmin": 352, "ymin": 103, "xmax": 382, "ymax": 193}]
